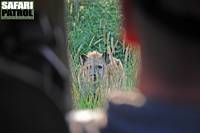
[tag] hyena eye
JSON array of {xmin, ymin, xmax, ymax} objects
[{"xmin": 98, "ymin": 65, "xmax": 103, "ymax": 69}]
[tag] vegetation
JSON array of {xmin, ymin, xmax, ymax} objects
[{"xmin": 66, "ymin": 0, "xmax": 138, "ymax": 109}]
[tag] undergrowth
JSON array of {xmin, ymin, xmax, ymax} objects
[{"xmin": 66, "ymin": 0, "xmax": 138, "ymax": 109}]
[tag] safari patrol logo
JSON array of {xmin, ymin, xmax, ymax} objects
[{"xmin": 1, "ymin": 1, "xmax": 34, "ymax": 20}]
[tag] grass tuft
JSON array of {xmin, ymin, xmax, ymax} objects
[{"xmin": 66, "ymin": 0, "xmax": 138, "ymax": 109}]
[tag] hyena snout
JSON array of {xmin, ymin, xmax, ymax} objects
[{"xmin": 90, "ymin": 73, "xmax": 97, "ymax": 81}]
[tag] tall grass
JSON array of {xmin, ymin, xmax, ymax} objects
[{"xmin": 66, "ymin": 0, "xmax": 138, "ymax": 109}]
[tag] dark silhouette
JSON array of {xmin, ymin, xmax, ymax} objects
[{"xmin": 0, "ymin": 0, "xmax": 71, "ymax": 132}]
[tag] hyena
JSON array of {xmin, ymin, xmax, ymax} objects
[{"xmin": 78, "ymin": 51, "xmax": 124, "ymax": 97}]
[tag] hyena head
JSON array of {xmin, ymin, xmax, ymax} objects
[{"xmin": 80, "ymin": 51, "xmax": 110, "ymax": 81}]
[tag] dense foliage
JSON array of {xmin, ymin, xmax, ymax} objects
[{"xmin": 66, "ymin": 0, "xmax": 138, "ymax": 109}]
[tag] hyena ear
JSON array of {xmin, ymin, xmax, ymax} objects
[
  {"xmin": 102, "ymin": 52, "xmax": 110, "ymax": 64},
  {"xmin": 80, "ymin": 55, "xmax": 88, "ymax": 65}
]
